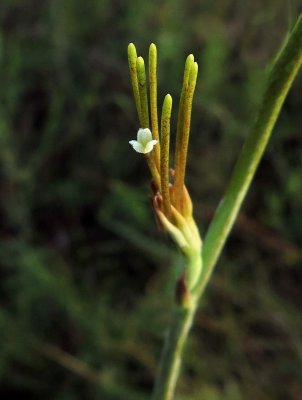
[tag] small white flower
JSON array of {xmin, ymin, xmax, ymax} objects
[{"xmin": 129, "ymin": 128, "xmax": 158, "ymax": 154}]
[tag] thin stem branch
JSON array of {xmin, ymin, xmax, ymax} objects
[
  {"xmin": 152, "ymin": 303, "xmax": 197, "ymax": 400},
  {"xmin": 152, "ymin": 14, "xmax": 302, "ymax": 400},
  {"xmin": 146, "ymin": 153, "xmax": 161, "ymax": 191},
  {"xmin": 195, "ymin": 13, "xmax": 302, "ymax": 296}
]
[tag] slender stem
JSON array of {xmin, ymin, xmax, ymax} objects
[
  {"xmin": 151, "ymin": 249, "xmax": 202, "ymax": 400},
  {"xmin": 149, "ymin": 43, "xmax": 161, "ymax": 169},
  {"xmin": 152, "ymin": 298, "xmax": 197, "ymax": 400},
  {"xmin": 152, "ymin": 15, "xmax": 302, "ymax": 400},
  {"xmin": 160, "ymin": 94, "xmax": 172, "ymax": 218},
  {"xmin": 146, "ymin": 153, "xmax": 161, "ymax": 191},
  {"xmin": 195, "ymin": 13, "xmax": 302, "ymax": 296}
]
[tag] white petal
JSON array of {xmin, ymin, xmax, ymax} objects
[
  {"xmin": 137, "ymin": 128, "xmax": 152, "ymax": 145},
  {"xmin": 144, "ymin": 140, "xmax": 157, "ymax": 153},
  {"xmin": 129, "ymin": 140, "xmax": 145, "ymax": 153}
]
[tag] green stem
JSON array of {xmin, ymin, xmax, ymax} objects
[
  {"xmin": 152, "ymin": 15, "xmax": 302, "ymax": 400},
  {"xmin": 196, "ymin": 14, "xmax": 302, "ymax": 295},
  {"xmin": 151, "ymin": 303, "xmax": 197, "ymax": 400},
  {"xmin": 152, "ymin": 251, "xmax": 201, "ymax": 400}
]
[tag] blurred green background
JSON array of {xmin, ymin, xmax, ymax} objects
[{"xmin": 1, "ymin": 1, "xmax": 302, "ymax": 399}]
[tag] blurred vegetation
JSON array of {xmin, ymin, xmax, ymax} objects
[{"xmin": 0, "ymin": 1, "xmax": 302, "ymax": 399}]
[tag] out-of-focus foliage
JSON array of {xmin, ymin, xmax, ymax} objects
[{"xmin": 0, "ymin": 1, "xmax": 302, "ymax": 399}]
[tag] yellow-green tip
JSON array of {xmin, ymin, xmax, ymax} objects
[
  {"xmin": 136, "ymin": 57, "xmax": 146, "ymax": 81},
  {"xmin": 149, "ymin": 42, "xmax": 157, "ymax": 53},
  {"xmin": 186, "ymin": 54, "xmax": 194, "ymax": 65},
  {"xmin": 189, "ymin": 62, "xmax": 198, "ymax": 84},
  {"xmin": 184, "ymin": 55, "xmax": 195, "ymax": 81},
  {"xmin": 163, "ymin": 93, "xmax": 172, "ymax": 109},
  {"xmin": 128, "ymin": 43, "xmax": 137, "ymax": 59}
]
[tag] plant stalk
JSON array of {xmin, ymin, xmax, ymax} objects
[
  {"xmin": 196, "ymin": 13, "xmax": 302, "ymax": 296},
  {"xmin": 151, "ymin": 295, "xmax": 198, "ymax": 400},
  {"xmin": 152, "ymin": 15, "xmax": 302, "ymax": 400}
]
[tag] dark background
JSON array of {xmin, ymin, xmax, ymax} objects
[{"xmin": 1, "ymin": 1, "xmax": 302, "ymax": 399}]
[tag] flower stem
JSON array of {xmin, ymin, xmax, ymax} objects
[
  {"xmin": 146, "ymin": 153, "xmax": 161, "ymax": 191},
  {"xmin": 152, "ymin": 14, "xmax": 302, "ymax": 400}
]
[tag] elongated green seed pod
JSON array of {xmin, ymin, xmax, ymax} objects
[
  {"xmin": 127, "ymin": 43, "xmax": 142, "ymax": 125},
  {"xmin": 173, "ymin": 55, "xmax": 195, "ymax": 209},
  {"xmin": 149, "ymin": 43, "xmax": 160, "ymax": 169},
  {"xmin": 136, "ymin": 56, "xmax": 150, "ymax": 129},
  {"xmin": 174, "ymin": 61, "xmax": 198, "ymax": 212},
  {"xmin": 160, "ymin": 94, "xmax": 173, "ymax": 217}
]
